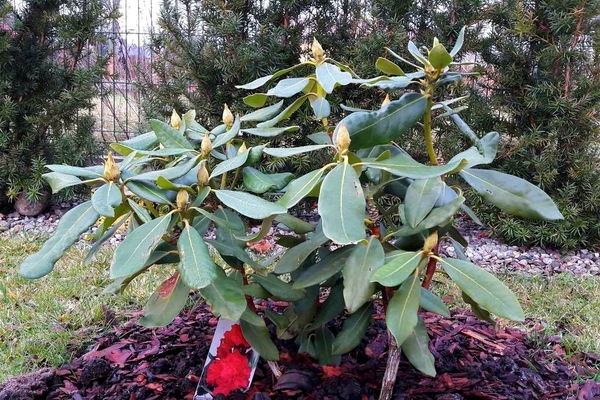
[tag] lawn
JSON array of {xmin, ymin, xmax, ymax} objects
[{"xmin": 1, "ymin": 235, "xmax": 599, "ymax": 383}]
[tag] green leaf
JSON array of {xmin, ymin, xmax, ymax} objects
[
  {"xmin": 242, "ymin": 167, "xmax": 280, "ymax": 194},
  {"xmin": 237, "ymin": 75, "xmax": 274, "ymax": 90},
  {"xmin": 257, "ymin": 95, "xmax": 309, "ymax": 128},
  {"xmin": 459, "ymin": 168, "xmax": 563, "ymax": 220},
  {"xmin": 129, "ymin": 156, "xmax": 199, "ymax": 182},
  {"xmin": 362, "ymin": 154, "xmax": 467, "ymax": 179},
  {"xmin": 199, "ymin": 269, "xmax": 247, "ymax": 321},
  {"xmin": 449, "ymin": 131, "xmax": 499, "ymax": 168},
  {"xmin": 241, "ymin": 101, "xmax": 284, "ymax": 122},
  {"xmin": 332, "ymin": 302, "xmax": 373, "ymax": 355},
  {"xmin": 293, "ymin": 245, "xmax": 355, "ymax": 289},
  {"xmin": 274, "ymin": 214, "xmax": 315, "ymax": 234},
  {"xmin": 277, "ymin": 168, "xmax": 326, "ymax": 209},
  {"xmin": 392, "ymin": 196, "xmax": 465, "ymax": 237},
  {"xmin": 342, "ymin": 237, "xmax": 385, "ymax": 313},
  {"xmin": 407, "ymin": 41, "xmax": 429, "ymax": 64},
  {"xmin": 212, "ymin": 116, "xmax": 241, "ymax": 148},
  {"xmin": 43, "ymin": 172, "xmax": 82, "ymax": 193},
  {"xmin": 139, "ymin": 273, "xmax": 189, "ymax": 327},
  {"xmin": 253, "ymin": 273, "xmax": 306, "ymax": 302},
  {"xmin": 214, "ymin": 190, "xmax": 287, "ymax": 219},
  {"xmin": 110, "ymin": 214, "xmax": 172, "ymax": 279},
  {"xmin": 241, "ymin": 126, "xmax": 299, "ymax": 138},
  {"xmin": 46, "ymin": 164, "xmax": 103, "ymax": 179},
  {"xmin": 91, "ymin": 182, "xmax": 122, "ymax": 217},
  {"xmin": 156, "ymin": 176, "xmax": 192, "ymax": 192},
  {"xmin": 308, "ymin": 282, "xmax": 345, "ymax": 330},
  {"xmin": 275, "ymin": 230, "xmax": 329, "ymax": 274},
  {"xmin": 428, "ymin": 44, "xmax": 453, "ymax": 70},
  {"xmin": 420, "ymin": 288, "xmax": 450, "ymax": 318},
  {"xmin": 315, "ymin": 62, "xmax": 352, "ymax": 93},
  {"xmin": 386, "ymin": 271, "xmax": 421, "ymax": 346},
  {"xmin": 310, "ymin": 97, "xmax": 331, "ymax": 119},
  {"xmin": 243, "ymin": 93, "xmax": 268, "ymax": 107},
  {"xmin": 370, "ymin": 251, "xmax": 423, "ymax": 286},
  {"xmin": 341, "ymin": 93, "xmax": 427, "ymax": 150},
  {"xmin": 177, "ymin": 223, "xmax": 218, "ymax": 289},
  {"xmin": 19, "ymin": 201, "xmax": 100, "ymax": 279},
  {"xmin": 209, "ymin": 151, "xmax": 249, "ymax": 179},
  {"xmin": 263, "ymin": 144, "xmax": 330, "ymax": 158},
  {"xmin": 267, "ymin": 77, "xmax": 311, "ymax": 98},
  {"xmin": 240, "ymin": 316, "xmax": 279, "ymax": 361},
  {"xmin": 462, "ymin": 291, "xmax": 496, "ymax": 327},
  {"xmin": 319, "ymin": 162, "xmax": 366, "ymax": 245},
  {"xmin": 125, "ymin": 180, "xmax": 175, "ymax": 205},
  {"xmin": 121, "ymin": 131, "xmax": 158, "ymax": 150},
  {"xmin": 450, "ymin": 26, "xmax": 466, "ymax": 57},
  {"xmin": 149, "ymin": 119, "xmax": 194, "ymax": 149},
  {"xmin": 314, "ymin": 326, "xmax": 341, "ymax": 365},
  {"xmin": 405, "ymin": 178, "xmax": 443, "ymax": 228},
  {"xmin": 375, "ymin": 57, "xmax": 405, "ymax": 75},
  {"xmin": 401, "ymin": 317, "xmax": 436, "ymax": 376},
  {"xmin": 438, "ymin": 257, "xmax": 524, "ymax": 320}
]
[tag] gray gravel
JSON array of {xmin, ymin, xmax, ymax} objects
[{"xmin": 2, "ymin": 203, "xmax": 598, "ymax": 276}]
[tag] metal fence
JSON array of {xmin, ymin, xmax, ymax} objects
[{"xmin": 95, "ymin": 0, "xmax": 159, "ymax": 143}]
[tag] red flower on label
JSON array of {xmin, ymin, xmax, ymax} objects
[
  {"xmin": 216, "ymin": 324, "xmax": 250, "ymax": 359},
  {"xmin": 205, "ymin": 349, "xmax": 252, "ymax": 396}
]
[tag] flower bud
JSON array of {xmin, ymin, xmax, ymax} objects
[
  {"xmin": 312, "ymin": 37, "xmax": 325, "ymax": 62},
  {"xmin": 197, "ymin": 163, "xmax": 210, "ymax": 186},
  {"xmin": 381, "ymin": 94, "xmax": 391, "ymax": 108},
  {"xmin": 201, "ymin": 134, "xmax": 212, "ymax": 156},
  {"xmin": 176, "ymin": 189, "xmax": 190, "ymax": 210},
  {"xmin": 336, "ymin": 123, "xmax": 351, "ymax": 153},
  {"xmin": 171, "ymin": 109, "xmax": 182, "ymax": 130},
  {"xmin": 222, "ymin": 104, "xmax": 234, "ymax": 128},
  {"xmin": 237, "ymin": 142, "xmax": 247, "ymax": 154},
  {"xmin": 423, "ymin": 231, "xmax": 438, "ymax": 253},
  {"xmin": 103, "ymin": 152, "xmax": 120, "ymax": 182}
]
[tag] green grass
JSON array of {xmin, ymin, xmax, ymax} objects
[
  {"xmin": 1, "ymin": 234, "xmax": 599, "ymax": 383},
  {"xmin": 0, "ymin": 234, "xmax": 171, "ymax": 382},
  {"xmin": 433, "ymin": 273, "xmax": 600, "ymax": 356}
]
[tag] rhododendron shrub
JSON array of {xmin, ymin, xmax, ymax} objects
[{"xmin": 19, "ymin": 30, "xmax": 562, "ymax": 399}]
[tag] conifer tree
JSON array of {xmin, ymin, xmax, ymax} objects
[{"xmin": 0, "ymin": 0, "xmax": 116, "ymax": 210}]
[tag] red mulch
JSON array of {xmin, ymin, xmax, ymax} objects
[{"xmin": 1, "ymin": 302, "xmax": 599, "ymax": 400}]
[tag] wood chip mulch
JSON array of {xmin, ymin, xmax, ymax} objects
[{"xmin": 1, "ymin": 303, "xmax": 598, "ymax": 400}]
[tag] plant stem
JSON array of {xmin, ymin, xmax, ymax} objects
[
  {"xmin": 220, "ymin": 172, "xmax": 227, "ymax": 190},
  {"xmin": 423, "ymin": 87, "xmax": 438, "ymax": 166},
  {"xmin": 422, "ymin": 242, "xmax": 440, "ymax": 290},
  {"xmin": 230, "ymin": 167, "xmax": 241, "ymax": 189},
  {"xmin": 379, "ymin": 332, "xmax": 401, "ymax": 400}
]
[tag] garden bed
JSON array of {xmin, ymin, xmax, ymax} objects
[{"xmin": 1, "ymin": 302, "xmax": 598, "ymax": 400}]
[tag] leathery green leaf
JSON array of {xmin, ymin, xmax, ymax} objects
[
  {"xmin": 274, "ymin": 229, "xmax": 328, "ymax": 274},
  {"xmin": 459, "ymin": 168, "xmax": 563, "ymax": 220},
  {"xmin": 253, "ymin": 273, "xmax": 306, "ymax": 302},
  {"xmin": 91, "ymin": 182, "xmax": 122, "ymax": 217},
  {"xmin": 341, "ymin": 93, "xmax": 426, "ymax": 150},
  {"xmin": 438, "ymin": 257, "xmax": 524, "ymax": 321},
  {"xmin": 361, "ymin": 153, "xmax": 467, "ymax": 179},
  {"xmin": 420, "ymin": 288, "xmax": 450, "ymax": 318},
  {"xmin": 370, "ymin": 251, "xmax": 423, "ymax": 287},
  {"xmin": 267, "ymin": 77, "xmax": 311, "ymax": 98},
  {"xmin": 332, "ymin": 302, "xmax": 373, "ymax": 354},
  {"xmin": 139, "ymin": 272, "xmax": 189, "ymax": 327},
  {"xmin": 240, "ymin": 315, "xmax": 279, "ymax": 361},
  {"xmin": 214, "ymin": 190, "xmax": 287, "ymax": 219},
  {"xmin": 319, "ymin": 161, "xmax": 366, "ymax": 245},
  {"xmin": 149, "ymin": 119, "xmax": 194, "ymax": 149},
  {"xmin": 401, "ymin": 317, "xmax": 436, "ymax": 376},
  {"xmin": 177, "ymin": 223, "xmax": 218, "ymax": 289},
  {"xmin": 404, "ymin": 178, "xmax": 443, "ymax": 228},
  {"xmin": 19, "ymin": 201, "xmax": 100, "ymax": 279},
  {"xmin": 277, "ymin": 167, "xmax": 326, "ymax": 209},
  {"xmin": 386, "ymin": 271, "xmax": 421, "ymax": 346},
  {"xmin": 308, "ymin": 282, "xmax": 345, "ymax": 330},
  {"xmin": 293, "ymin": 245, "xmax": 355, "ymax": 289},
  {"xmin": 314, "ymin": 326, "xmax": 341, "ymax": 365},
  {"xmin": 375, "ymin": 57, "xmax": 405, "ymax": 75},
  {"xmin": 342, "ymin": 236, "xmax": 385, "ymax": 313},
  {"xmin": 315, "ymin": 62, "xmax": 352, "ymax": 93},
  {"xmin": 209, "ymin": 151, "xmax": 249, "ymax": 179},
  {"xmin": 240, "ymin": 100, "xmax": 284, "ymax": 122},
  {"xmin": 199, "ymin": 269, "xmax": 247, "ymax": 321},
  {"xmin": 110, "ymin": 213, "xmax": 172, "ymax": 278},
  {"xmin": 242, "ymin": 167, "xmax": 280, "ymax": 194}
]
